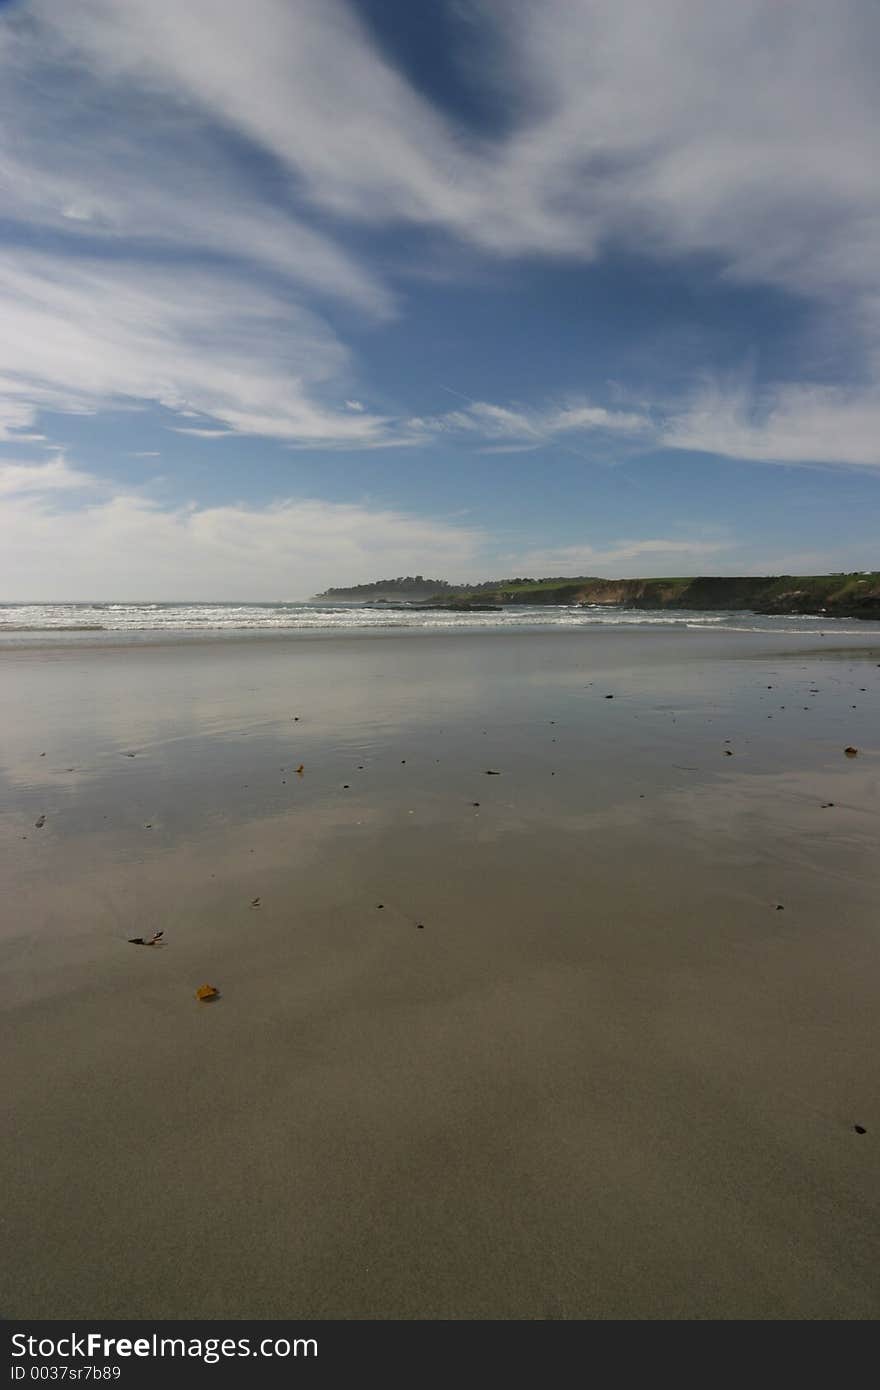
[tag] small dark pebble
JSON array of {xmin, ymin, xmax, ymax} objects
[
  {"xmin": 484, "ymin": 769, "xmax": 501, "ymax": 775},
  {"xmin": 377, "ymin": 904, "xmax": 384, "ymax": 909},
  {"xmin": 605, "ymin": 694, "xmax": 614, "ymax": 699},
  {"xmin": 416, "ymin": 923, "xmax": 424, "ymax": 930},
  {"xmin": 854, "ymin": 1125, "xmax": 867, "ymax": 1135},
  {"xmin": 401, "ymin": 760, "xmax": 406, "ymax": 764},
  {"xmin": 775, "ymin": 904, "xmax": 784, "ymax": 911},
  {"xmin": 471, "ymin": 802, "xmax": 480, "ymax": 807},
  {"xmin": 39, "ymin": 752, "xmax": 45, "ymax": 757},
  {"xmin": 343, "ymin": 784, "xmax": 349, "ymax": 789},
  {"xmin": 251, "ymin": 897, "xmax": 261, "ymax": 908},
  {"xmin": 821, "ymin": 802, "xmax": 835, "ymax": 808},
  {"xmin": 34, "ymin": 814, "xmax": 46, "ymax": 828},
  {"xmin": 724, "ymin": 750, "xmax": 733, "ymax": 756}
]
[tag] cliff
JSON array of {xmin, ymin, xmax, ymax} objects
[{"xmin": 429, "ymin": 573, "xmax": 880, "ymax": 618}]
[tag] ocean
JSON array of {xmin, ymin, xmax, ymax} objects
[{"xmin": 1, "ymin": 599, "xmax": 877, "ymax": 643}]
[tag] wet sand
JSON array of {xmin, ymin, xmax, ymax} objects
[{"xmin": 1, "ymin": 627, "xmax": 879, "ymax": 1319}]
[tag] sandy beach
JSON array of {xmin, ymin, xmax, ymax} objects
[{"xmin": 2, "ymin": 626, "xmax": 879, "ymax": 1319}]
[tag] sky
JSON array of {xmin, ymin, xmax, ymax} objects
[{"xmin": 1, "ymin": 0, "xmax": 879, "ymax": 599}]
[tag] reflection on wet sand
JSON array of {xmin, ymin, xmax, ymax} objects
[{"xmin": 1, "ymin": 628, "xmax": 879, "ymax": 1318}]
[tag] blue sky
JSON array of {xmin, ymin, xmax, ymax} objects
[{"xmin": 1, "ymin": 0, "xmax": 879, "ymax": 598}]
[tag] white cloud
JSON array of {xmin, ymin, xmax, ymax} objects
[
  {"xmin": 664, "ymin": 380, "xmax": 880, "ymax": 467},
  {"xmin": 502, "ymin": 538, "xmax": 730, "ymax": 578},
  {"xmin": 1, "ymin": 1, "xmax": 879, "ymax": 467},
  {"xmin": 0, "ymin": 251, "xmax": 404, "ymax": 447},
  {"xmin": 0, "ymin": 455, "xmax": 98, "ymax": 496},
  {"xmin": 0, "ymin": 8, "xmax": 391, "ymax": 317},
  {"xmin": 28, "ymin": 0, "xmax": 878, "ymax": 297},
  {"xmin": 416, "ymin": 398, "xmax": 650, "ymax": 448},
  {"xmin": 0, "ymin": 489, "xmax": 486, "ymax": 601}
]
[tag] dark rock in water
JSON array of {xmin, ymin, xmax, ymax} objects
[{"xmin": 854, "ymin": 1125, "xmax": 867, "ymax": 1134}]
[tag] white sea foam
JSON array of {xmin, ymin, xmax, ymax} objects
[{"xmin": 0, "ymin": 600, "xmax": 875, "ymax": 641}]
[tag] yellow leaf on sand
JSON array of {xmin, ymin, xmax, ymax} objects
[{"xmin": 195, "ymin": 984, "xmax": 219, "ymax": 1002}]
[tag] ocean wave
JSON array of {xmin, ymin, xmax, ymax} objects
[
  {"xmin": 0, "ymin": 622, "xmax": 107, "ymax": 632},
  {"xmin": 0, "ymin": 601, "xmax": 876, "ymax": 640}
]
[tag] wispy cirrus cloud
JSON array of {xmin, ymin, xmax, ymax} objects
[
  {"xmin": 0, "ymin": 5, "xmax": 392, "ymax": 318},
  {"xmin": 412, "ymin": 399, "xmax": 650, "ymax": 450},
  {"xmin": 30, "ymin": 0, "xmax": 878, "ymax": 296},
  {"xmin": 0, "ymin": 252, "xmax": 404, "ymax": 447},
  {"xmin": 1, "ymin": 0, "xmax": 879, "ymax": 472},
  {"xmin": 663, "ymin": 380, "xmax": 880, "ymax": 468}
]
